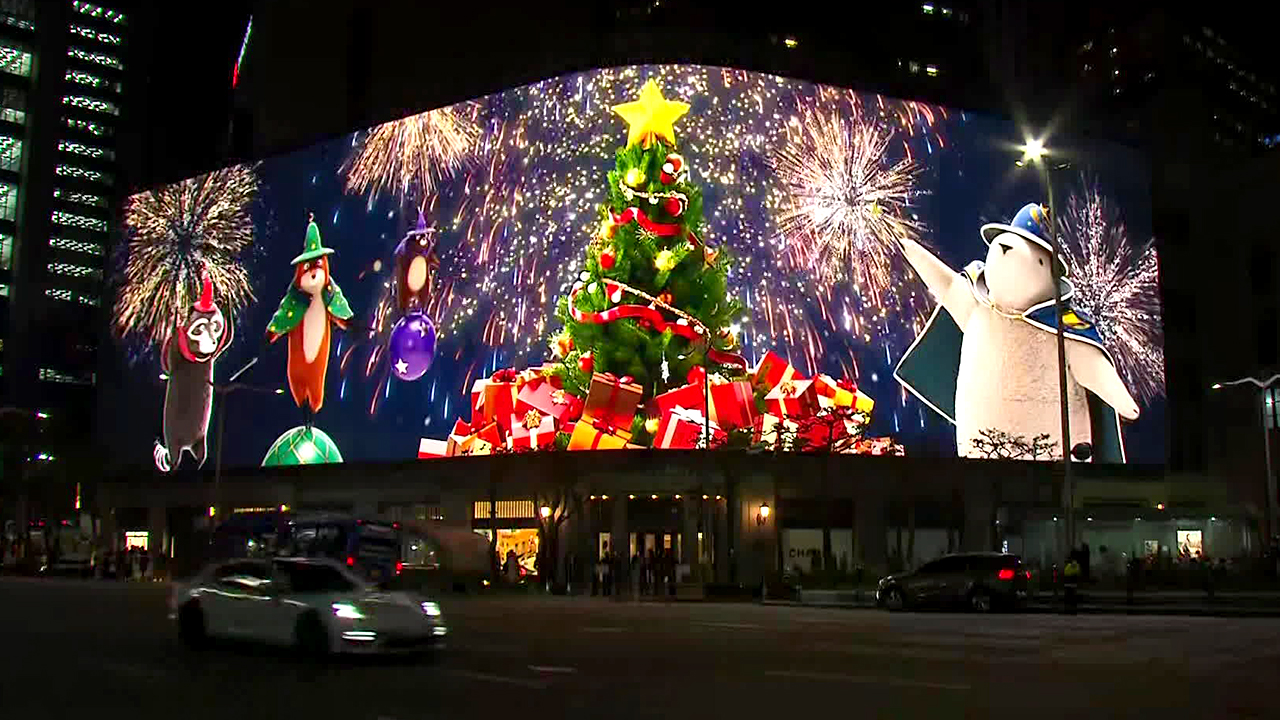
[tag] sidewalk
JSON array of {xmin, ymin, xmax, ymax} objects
[{"xmin": 762, "ymin": 587, "xmax": 1280, "ymax": 617}]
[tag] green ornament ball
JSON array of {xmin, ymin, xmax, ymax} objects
[{"xmin": 261, "ymin": 426, "xmax": 345, "ymax": 466}]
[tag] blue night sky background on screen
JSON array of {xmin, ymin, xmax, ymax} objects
[{"xmin": 101, "ymin": 64, "xmax": 1164, "ymax": 470}]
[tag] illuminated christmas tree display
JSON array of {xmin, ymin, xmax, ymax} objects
[{"xmin": 547, "ymin": 79, "xmax": 747, "ymax": 399}]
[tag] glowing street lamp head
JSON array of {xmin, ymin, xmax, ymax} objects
[
  {"xmin": 539, "ymin": 505, "xmax": 551, "ymax": 519},
  {"xmin": 1211, "ymin": 382, "xmax": 1223, "ymax": 390},
  {"xmin": 1020, "ymin": 138, "xmax": 1047, "ymax": 163}
]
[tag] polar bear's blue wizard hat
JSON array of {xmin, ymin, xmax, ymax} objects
[{"xmin": 893, "ymin": 202, "xmax": 1126, "ymax": 463}]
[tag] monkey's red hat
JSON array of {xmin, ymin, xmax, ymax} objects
[{"xmin": 194, "ymin": 270, "xmax": 216, "ymax": 313}]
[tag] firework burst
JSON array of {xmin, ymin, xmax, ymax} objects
[
  {"xmin": 114, "ymin": 164, "xmax": 258, "ymax": 351},
  {"xmin": 1060, "ymin": 181, "xmax": 1165, "ymax": 404},
  {"xmin": 773, "ymin": 107, "xmax": 925, "ymax": 296},
  {"xmin": 342, "ymin": 105, "xmax": 480, "ymax": 209}
]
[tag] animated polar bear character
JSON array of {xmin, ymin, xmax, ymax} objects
[{"xmin": 894, "ymin": 202, "xmax": 1139, "ymax": 462}]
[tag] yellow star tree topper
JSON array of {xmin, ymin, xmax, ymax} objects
[{"xmin": 611, "ymin": 79, "xmax": 690, "ymax": 148}]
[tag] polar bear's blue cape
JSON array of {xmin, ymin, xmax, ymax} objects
[{"xmin": 893, "ymin": 262, "xmax": 1126, "ymax": 464}]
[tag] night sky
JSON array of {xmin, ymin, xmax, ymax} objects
[{"xmin": 101, "ymin": 64, "xmax": 1164, "ymax": 471}]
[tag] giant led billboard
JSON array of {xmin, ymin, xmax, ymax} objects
[{"xmin": 102, "ymin": 64, "xmax": 1164, "ymax": 470}]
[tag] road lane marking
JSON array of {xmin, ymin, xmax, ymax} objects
[
  {"xmin": 694, "ymin": 622, "xmax": 763, "ymax": 630},
  {"xmin": 448, "ymin": 670, "xmax": 547, "ymax": 690},
  {"xmin": 765, "ymin": 670, "xmax": 970, "ymax": 691},
  {"xmin": 580, "ymin": 626, "xmax": 625, "ymax": 633},
  {"xmin": 528, "ymin": 665, "xmax": 578, "ymax": 674}
]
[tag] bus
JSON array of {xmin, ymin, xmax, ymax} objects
[
  {"xmin": 286, "ymin": 513, "xmax": 402, "ymax": 584},
  {"xmin": 210, "ymin": 511, "xmax": 403, "ymax": 584}
]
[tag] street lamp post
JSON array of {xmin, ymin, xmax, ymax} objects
[
  {"xmin": 1212, "ymin": 375, "xmax": 1280, "ymax": 547},
  {"xmin": 174, "ymin": 357, "xmax": 280, "ymax": 534},
  {"xmin": 1019, "ymin": 138, "xmax": 1076, "ymax": 553}
]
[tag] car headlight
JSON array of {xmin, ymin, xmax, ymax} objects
[
  {"xmin": 420, "ymin": 601, "xmax": 441, "ymax": 617},
  {"xmin": 332, "ymin": 602, "xmax": 365, "ymax": 619}
]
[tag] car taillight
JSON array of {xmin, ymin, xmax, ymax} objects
[
  {"xmin": 1025, "ymin": 570, "xmax": 1032, "ymax": 579},
  {"xmin": 997, "ymin": 568, "xmax": 1015, "ymax": 581},
  {"xmin": 346, "ymin": 555, "xmax": 355, "ymax": 566},
  {"xmin": 395, "ymin": 561, "xmax": 403, "ymax": 575}
]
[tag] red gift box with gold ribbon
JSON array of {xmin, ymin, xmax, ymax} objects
[
  {"xmin": 813, "ymin": 373, "xmax": 875, "ymax": 414},
  {"xmin": 753, "ymin": 350, "xmax": 804, "ymax": 390},
  {"xmin": 654, "ymin": 405, "xmax": 725, "ymax": 449},
  {"xmin": 508, "ymin": 408, "xmax": 558, "ymax": 451},
  {"xmin": 582, "ymin": 372, "xmax": 642, "ymax": 433},
  {"xmin": 708, "ymin": 378, "xmax": 757, "ymax": 430},
  {"xmin": 567, "ymin": 415, "xmax": 635, "ymax": 450},
  {"xmin": 764, "ymin": 378, "xmax": 819, "ymax": 419},
  {"xmin": 516, "ymin": 380, "xmax": 583, "ymax": 427}
]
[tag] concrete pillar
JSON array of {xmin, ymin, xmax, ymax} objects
[
  {"xmin": 100, "ymin": 506, "xmax": 118, "ymax": 553},
  {"xmin": 610, "ymin": 496, "xmax": 627, "ymax": 595},
  {"xmin": 439, "ymin": 490, "xmax": 471, "ymax": 530},
  {"xmin": 714, "ymin": 496, "xmax": 729, "ymax": 583},
  {"xmin": 962, "ymin": 481, "xmax": 994, "ymax": 552},
  {"xmin": 855, "ymin": 486, "xmax": 888, "ymax": 577},
  {"xmin": 681, "ymin": 495, "xmax": 698, "ymax": 578},
  {"xmin": 738, "ymin": 480, "xmax": 775, "ymax": 587},
  {"xmin": 147, "ymin": 505, "xmax": 167, "ymax": 580}
]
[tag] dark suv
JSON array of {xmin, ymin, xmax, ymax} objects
[{"xmin": 875, "ymin": 553, "xmax": 1029, "ymax": 612}]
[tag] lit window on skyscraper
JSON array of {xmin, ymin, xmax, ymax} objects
[
  {"xmin": 0, "ymin": 231, "xmax": 11, "ymax": 269},
  {"xmin": 53, "ymin": 189, "xmax": 107, "ymax": 209},
  {"xmin": 62, "ymin": 94, "xmax": 119, "ymax": 116},
  {"xmin": 0, "ymin": 181, "xmax": 17, "ymax": 220},
  {"xmin": 49, "ymin": 236, "xmax": 104, "ymax": 255},
  {"xmin": 66, "ymin": 69, "xmax": 122, "ymax": 93},
  {"xmin": 51, "ymin": 209, "xmax": 108, "ymax": 232},
  {"xmin": 58, "ymin": 139, "xmax": 114, "ymax": 161},
  {"xmin": 67, "ymin": 47, "xmax": 123, "ymax": 70},
  {"xmin": 69, "ymin": 24, "xmax": 122, "ymax": 46},
  {"xmin": 62, "ymin": 117, "xmax": 111, "ymax": 136},
  {"xmin": 0, "ymin": 135, "xmax": 21, "ymax": 171},
  {"xmin": 0, "ymin": 44, "xmax": 31, "ymax": 76},
  {"xmin": 48, "ymin": 262, "xmax": 101, "ymax": 279},
  {"xmin": 72, "ymin": 1, "xmax": 127, "ymax": 25},
  {"xmin": 55, "ymin": 164, "xmax": 113, "ymax": 185}
]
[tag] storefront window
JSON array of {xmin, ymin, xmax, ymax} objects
[
  {"xmin": 123, "ymin": 530, "xmax": 148, "ymax": 551},
  {"xmin": 1176, "ymin": 529, "xmax": 1203, "ymax": 558}
]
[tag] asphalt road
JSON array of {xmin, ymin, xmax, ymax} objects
[{"xmin": 3, "ymin": 578, "xmax": 1279, "ymax": 719}]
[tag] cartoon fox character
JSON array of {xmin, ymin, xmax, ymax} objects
[{"xmin": 266, "ymin": 215, "xmax": 353, "ymax": 420}]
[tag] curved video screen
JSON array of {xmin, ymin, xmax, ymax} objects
[{"xmin": 102, "ymin": 64, "xmax": 1164, "ymax": 470}]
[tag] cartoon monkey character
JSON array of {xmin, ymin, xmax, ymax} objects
[
  {"xmin": 895, "ymin": 202, "xmax": 1140, "ymax": 462},
  {"xmin": 154, "ymin": 270, "xmax": 234, "ymax": 472},
  {"xmin": 393, "ymin": 210, "xmax": 440, "ymax": 313},
  {"xmin": 266, "ymin": 215, "xmax": 353, "ymax": 420}
]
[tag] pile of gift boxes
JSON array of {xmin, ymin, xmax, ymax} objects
[{"xmin": 417, "ymin": 350, "xmax": 904, "ymax": 458}]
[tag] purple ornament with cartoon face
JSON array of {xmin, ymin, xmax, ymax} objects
[{"xmin": 389, "ymin": 311, "xmax": 436, "ymax": 381}]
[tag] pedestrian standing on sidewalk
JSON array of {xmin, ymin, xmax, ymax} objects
[{"xmin": 1063, "ymin": 553, "xmax": 1081, "ymax": 614}]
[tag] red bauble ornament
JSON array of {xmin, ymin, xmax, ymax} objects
[
  {"xmin": 687, "ymin": 365, "xmax": 706, "ymax": 385},
  {"xmin": 663, "ymin": 196, "xmax": 683, "ymax": 216},
  {"xmin": 660, "ymin": 154, "xmax": 684, "ymax": 185},
  {"xmin": 600, "ymin": 246, "xmax": 616, "ymax": 270},
  {"xmin": 578, "ymin": 351, "xmax": 594, "ymax": 374}
]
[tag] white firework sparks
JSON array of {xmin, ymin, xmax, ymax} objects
[
  {"xmin": 772, "ymin": 107, "xmax": 925, "ymax": 302},
  {"xmin": 1061, "ymin": 182, "xmax": 1165, "ymax": 404},
  {"xmin": 342, "ymin": 105, "xmax": 480, "ymax": 209}
]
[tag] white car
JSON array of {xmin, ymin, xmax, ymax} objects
[{"xmin": 168, "ymin": 556, "xmax": 447, "ymax": 655}]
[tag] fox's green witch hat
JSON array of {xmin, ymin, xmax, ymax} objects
[{"xmin": 291, "ymin": 212, "xmax": 336, "ymax": 265}]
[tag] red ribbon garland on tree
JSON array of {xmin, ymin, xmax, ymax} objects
[
  {"xmin": 611, "ymin": 207, "xmax": 701, "ymax": 247},
  {"xmin": 568, "ymin": 286, "xmax": 747, "ymax": 369}
]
